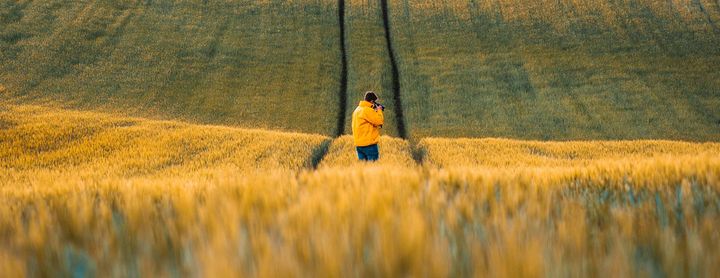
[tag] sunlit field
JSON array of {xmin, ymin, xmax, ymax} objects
[
  {"xmin": 420, "ymin": 137, "xmax": 720, "ymax": 168},
  {"xmin": 318, "ymin": 135, "xmax": 415, "ymax": 167},
  {"xmin": 2, "ymin": 103, "xmax": 719, "ymax": 276},
  {"xmin": 3, "ymin": 1, "xmax": 718, "ymax": 139},
  {"xmin": 0, "ymin": 104, "xmax": 328, "ymax": 176},
  {"xmin": 4, "ymin": 160, "xmax": 720, "ymax": 276},
  {"xmin": 2, "ymin": 0, "xmax": 720, "ymax": 276}
]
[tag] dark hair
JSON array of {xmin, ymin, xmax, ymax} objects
[{"xmin": 364, "ymin": 91, "xmax": 378, "ymax": 102}]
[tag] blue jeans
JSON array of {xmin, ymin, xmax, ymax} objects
[{"xmin": 356, "ymin": 144, "xmax": 379, "ymax": 161}]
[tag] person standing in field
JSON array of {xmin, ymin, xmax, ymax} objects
[{"xmin": 352, "ymin": 91, "xmax": 385, "ymax": 161}]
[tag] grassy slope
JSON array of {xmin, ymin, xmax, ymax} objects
[
  {"xmin": 2, "ymin": 1, "xmax": 718, "ymax": 141},
  {"xmin": 389, "ymin": 1, "xmax": 720, "ymax": 140},
  {"xmin": 420, "ymin": 137, "xmax": 720, "ymax": 168},
  {"xmin": 3, "ymin": 1, "xmax": 720, "ymax": 275},
  {"xmin": 0, "ymin": 103, "xmax": 328, "ymax": 181},
  {"xmin": 2, "ymin": 130, "xmax": 720, "ymax": 276},
  {"xmin": 2, "ymin": 104, "xmax": 720, "ymax": 276},
  {"xmin": 318, "ymin": 135, "xmax": 415, "ymax": 167},
  {"xmin": 0, "ymin": 0, "xmax": 340, "ymax": 135},
  {"xmin": 7, "ymin": 102, "xmax": 719, "ymax": 172}
]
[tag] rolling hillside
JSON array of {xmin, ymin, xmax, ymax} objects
[
  {"xmin": 2, "ymin": 0, "xmax": 719, "ymax": 140},
  {"xmin": 2, "ymin": 103, "xmax": 720, "ymax": 276},
  {"xmin": 389, "ymin": 1, "xmax": 720, "ymax": 140},
  {"xmin": 0, "ymin": 103, "xmax": 329, "ymax": 179},
  {"xmin": 1, "ymin": 0, "xmax": 341, "ymax": 135},
  {"xmin": 420, "ymin": 137, "xmax": 720, "ymax": 168}
]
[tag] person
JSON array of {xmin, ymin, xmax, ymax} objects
[{"xmin": 351, "ymin": 91, "xmax": 385, "ymax": 161}]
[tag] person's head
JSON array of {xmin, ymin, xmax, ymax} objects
[{"xmin": 364, "ymin": 91, "xmax": 378, "ymax": 103}]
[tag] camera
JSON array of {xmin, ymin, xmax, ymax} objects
[{"xmin": 372, "ymin": 102, "xmax": 385, "ymax": 111}]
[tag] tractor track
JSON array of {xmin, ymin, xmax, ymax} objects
[
  {"xmin": 335, "ymin": 0, "xmax": 349, "ymax": 138},
  {"xmin": 694, "ymin": 0, "xmax": 720, "ymax": 33},
  {"xmin": 311, "ymin": 0, "xmax": 348, "ymax": 169},
  {"xmin": 312, "ymin": 0, "xmax": 422, "ymax": 169},
  {"xmin": 380, "ymin": 0, "xmax": 408, "ymax": 140},
  {"xmin": 380, "ymin": 0, "xmax": 424, "ymax": 164}
]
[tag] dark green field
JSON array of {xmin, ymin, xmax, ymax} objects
[
  {"xmin": 389, "ymin": 1, "xmax": 720, "ymax": 140},
  {"xmin": 1, "ymin": 0, "xmax": 341, "ymax": 135},
  {"xmin": 2, "ymin": 0, "xmax": 719, "ymax": 140}
]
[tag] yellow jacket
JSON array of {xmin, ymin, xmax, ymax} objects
[{"xmin": 352, "ymin": 101, "xmax": 384, "ymax": 147}]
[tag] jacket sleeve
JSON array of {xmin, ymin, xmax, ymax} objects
[{"xmin": 362, "ymin": 108, "xmax": 384, "ymax": 126}]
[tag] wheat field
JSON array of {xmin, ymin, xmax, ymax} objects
[
  {"xmin": 2, "ymin": 103, "xmax": 719, "ymax": 276},
  {"xmin": 4, "ymin": 160, "xmax": 720, "ymax": 276},
  {"xmin": 0, "ymin": 104, "xmax": 328, "ymax": 176},
  {"xmin": 4, "ymin": 0, "xmax": 718, "ymax": 138},
  {"xmin": 0, "ymin": 0, "xmax": 341, "ymax": 135},
  {"xmin": 2, "ymin": 0, "xmax": 720, "ymax": 276},
  {"xmin": 389, "ymin": 0, "xmax": 720, "ymax": 139},
  {"xmin": 420, "ymin": 137, "xmax": 720, "ymax": 168}
]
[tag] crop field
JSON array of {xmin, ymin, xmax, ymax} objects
[
  {"xmin": 1, "ymin": 0, "xmax": 341, "ymax": 135},
  {"xmin": 2, "ymin": 0, "xmax": 720, "ymax": 277},
  {"xmin": 3, "ymin": 158, "xmax": 720, "ymax": 276},
  {"xmin": 389, "ymin": 1, "xmax": 720, "ymax": 139},
  {"xmin": 420, "ymin": 137, "xmax": 720, "ymax": 168},
  {"xmin": 318, "ymin": 135, "xmax": 416, "ymax": 167},
  {"xmin": 2, "ymin": 102, "xmax": 720, "ymax": 276},
  {"xmin": 3, "ymin": 1, "xmax": 719, "ymax": 139},
  {"xmin": 0, "ymin": 104, "xmax": 329, "ymax": 175}
]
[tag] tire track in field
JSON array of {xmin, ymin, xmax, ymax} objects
[
  {"xmin": 314, "ymin": 0, "xmax": 422, "ymax": 168},
  {"xmin": 205, "ymin": 18, "xmax": 229, "ymax": 59},
  {"xmin": 336, "ymin": 0, "xmax": 349, "ymax": 137},
  {"xmin": 380, "ymin": 0, "xmax": 408, "ymax": 140},
  {"xmin": 103, "ymin": 7, "xmax": 139, "ymax": 57},
  {"xmin": 694, "ymin": 0, "xmax": 720, "ymax": 33},
  {"xmin": 380, "ymin": 0, "xmax": 424, "ymax": 164},
  {"xmin": 311, "ymin": 0, "xmax": 348, "ymax": 169}
]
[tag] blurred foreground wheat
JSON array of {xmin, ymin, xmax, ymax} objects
[
  {"xmin": 2, "ymin": 160, "xmax": 719, "ymax": 276},
  {"xmin": 1, "ymin": 104, "xmax": 720, "ymax": 276}
]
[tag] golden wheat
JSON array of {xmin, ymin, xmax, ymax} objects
[
  {"xmin": 2, "ymin": 104, "xmax": 719, "ymax": 276},
  {"xmin": 420, "ymin": 137, "xmax": 720, "ymax": 168},
  {"xmin": 0, "ymin": 103, "xmax": 328, "ymax": 182},
  {"xmin": 318, "ymin": 135, "xmax": 415, "ymax": 167},
  {"xmin": 1, "ymin": 159, "xmax": 719, "ymax": 276},
  {"xmin": 3, "ymin": 0, "xmax": 720, "ymax": 275}
]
